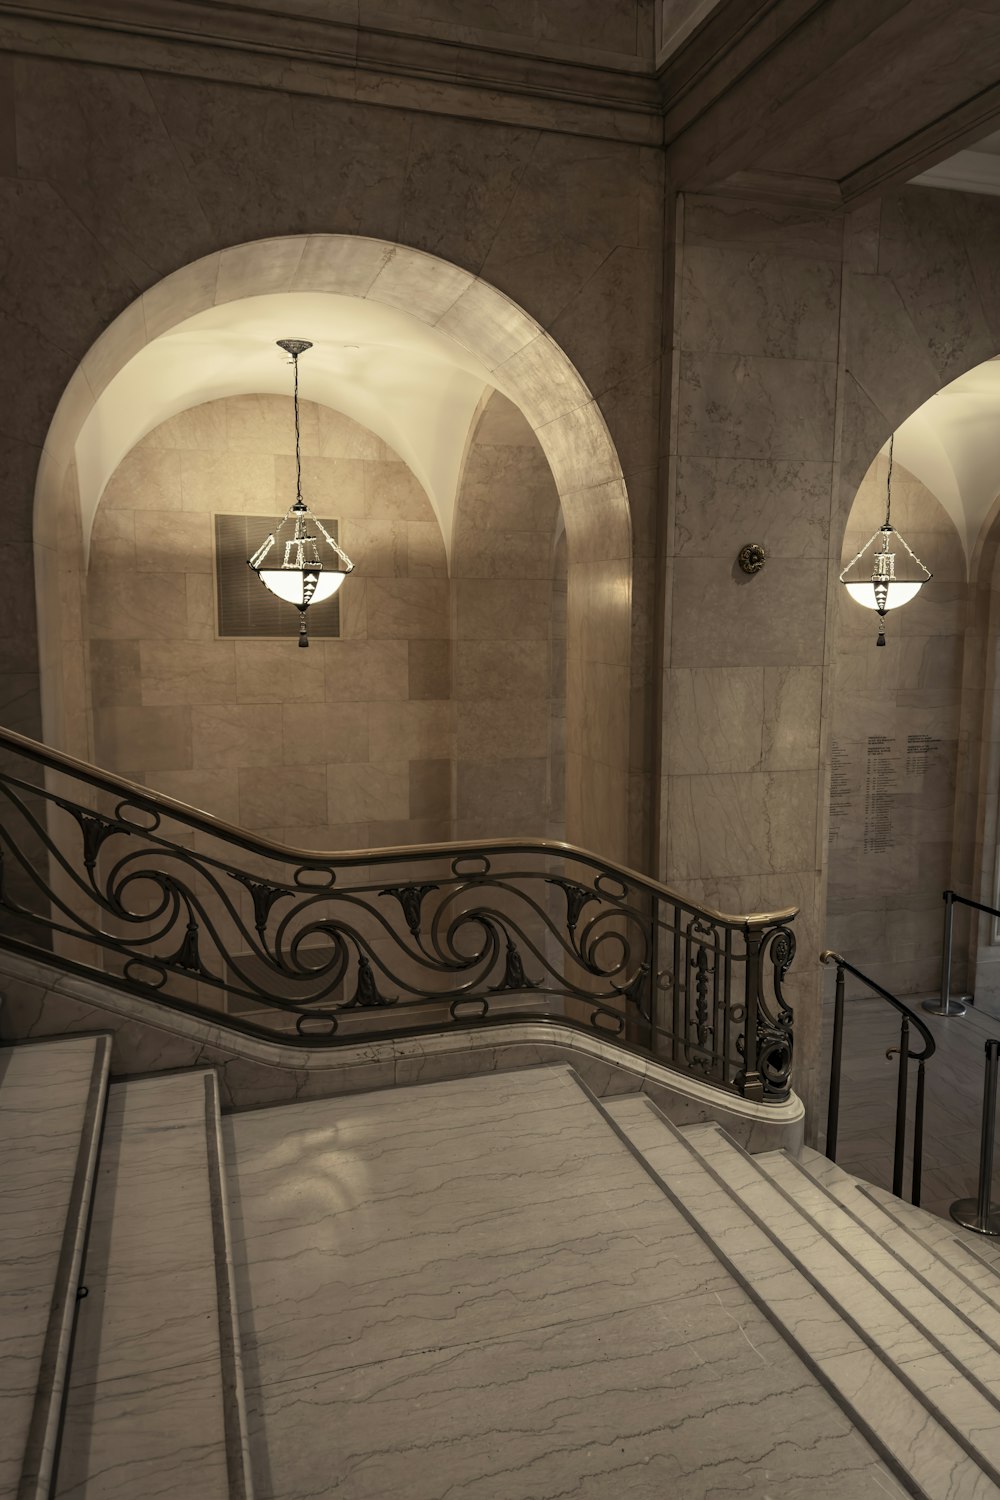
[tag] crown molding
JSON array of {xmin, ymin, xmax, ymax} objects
[{"xmin": 0, "ymin": 0, "xmax": 664, "ymax": 145}]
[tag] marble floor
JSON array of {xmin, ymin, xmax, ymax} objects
[
  {"xmin": 822, "ymin": 991, "xmax": 1000, "ymax": 1222},
  {"xmin": 223, "ymin": 1066, "xmax": 900, "ymax": 1500}
]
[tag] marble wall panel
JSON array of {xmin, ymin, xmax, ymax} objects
[
  {"xmin": 665, "ymin": 769, "xmax": 818, "ymax": 882},
  {"xmin": 680, "ymin": 246, "xmax": 840, "ymax": 362},
  {"xmin": 396, "ymin": 114, "xmax": 537, "ymax": 272},
  {"xmin": 841, "ymin": 272, "xmax": 944, "ymax": 434},
  {"xmin": 673, "ymin": 459, "xmax": 832, "ymax": 559},
  {"xmin": 669, "ymin": 557, "xmax": 828, "ymax": 669},
  {"xmin": 876, "ymin": 189, "xmax": 996, "ymax": 385},
  {"xmin": 548, "ymin": 244, "xmax": 662, "ymax": 402},
  {"xmin": 327, "ymin": 761, "xmax": 410, "ymax": 824},
  {"xmin": 138, "ymin": 641, "xmax": 236, "ymax": 707},
  {"xmin": 481, "ymin": 134, "xmax": 644, "ymax": 329},
  {"xmin": 15, "ymin": 57, "xmax": 215, "ymax": 286},
  {"xmin": 147, "ymin": 82, "xmax": 410, "ymax": 249},
  {"xmin": 407, "ymin": 640, "xmax": 451, "ymax": 700},
  {"xmin": 93, "ymin": 705, "xmax": 193, "ymax": 777},
  {"xmin": 677, "ymin": 351, "xmax": 837, "ymax": 463},
  {"xmin": 323, "ymin": 639, "xmax": 407, "ymax": 701},
  {"xmin": 238, "ymin": 765, "xmax": 327, "ymax": 831}
]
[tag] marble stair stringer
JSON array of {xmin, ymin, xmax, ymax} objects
[
  {"xmin": 0, "ymin": 945, "xmax": 802, "ymax": 1151},
  {"xmin": 54, "ymin": 1068, "xmax": 253, "ymax": 1500},
  {"xmin": 600, "ymin": 1092, "xmax": 1000, "ymax": 1499},
  {"xmin": 0, "ymin": 1034, "xmax": 111, "ymax": 1500}
]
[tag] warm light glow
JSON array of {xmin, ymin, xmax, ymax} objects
[
  {"xmin": 844, "ymin": 580, "xmax": 925, "ymax": 612},
  {"xmin": 258, "ymin": 569, "xmax": 347, "ymax": 606}
]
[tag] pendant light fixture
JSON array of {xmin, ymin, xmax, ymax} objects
[
  {"xmin": 247, "ymin": 338, "xmax": 354, "ymax": 647},
  {"xmin": 839, "ymin": 433, "xmax": 931, "ymax": 646}
]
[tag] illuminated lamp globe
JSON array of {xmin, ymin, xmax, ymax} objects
[{"xmin": 257, "ymin": 567, "xmax": 348, "ymax": 607}]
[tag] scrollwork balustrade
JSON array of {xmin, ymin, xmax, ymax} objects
[{"xmin": 0, "ymin": 727, "xmax": 797, "ymax": 1102}]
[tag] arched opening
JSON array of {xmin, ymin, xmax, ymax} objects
[
  {"xmin": 34, "ymin": 236, "xmax": 632, "ymax": 859},
  {"xmin": 825, "ymin": 355, "xmax": 1000, "ymax": 1006}
]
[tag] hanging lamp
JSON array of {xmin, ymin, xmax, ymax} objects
[
  {"xmin": 839, "ymin": 433, "xmax": 931, "ymax": 646},
  {"xmin": 248, "ymin": 338, "xmax": 354, "ymax": 647}
]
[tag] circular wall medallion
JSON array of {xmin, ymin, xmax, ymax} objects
[{"xmin": 738, "ymin": 543, "xmax": 766, "ymax": 575}]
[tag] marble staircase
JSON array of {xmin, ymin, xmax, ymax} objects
[
  {"xmin": 1, "ymin": 1037, "xmax": 250, "ymax": 1500},
  {"xmin": 8, "ymin": 1047, "xmax": 1000, "ymax": 1497}
]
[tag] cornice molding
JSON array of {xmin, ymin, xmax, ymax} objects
[{"xmin": 0, "ymin": 0, "xmax": 664, "ymax": 145}]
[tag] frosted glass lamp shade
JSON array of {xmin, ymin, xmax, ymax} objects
[
  {"xmin": 844, "ymin": 580, "xmax": 924, "ymax": 613},
  {"xmin": 257, "ymin": 568, "xmax": 348, "ymax": 606}
]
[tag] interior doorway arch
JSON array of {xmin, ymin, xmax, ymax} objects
[{"xmin": 34, "ymin": 235, "xmax": 633, "ymax": 858}]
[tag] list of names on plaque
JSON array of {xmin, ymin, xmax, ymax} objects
[
  {"xmin": 863, "ymin": 734, "xmax": 897, "ymax": 854},
  {"xmin": 906, "ymin": 732, "xmax": 940, "ymax": 775},
  {"xmin": 829, "ymin": 738, "xmax": 852, "ymax": 845}
]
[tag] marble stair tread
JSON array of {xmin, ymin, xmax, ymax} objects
[
  {"xmin": 793, "ymin": 1147, "xmax": 1000, "ymax": 1331},
  {"xmin": 55, "ymin": 1068, "xmax": 252, "ymax": 1500},
  {"xmin": 0, "ymin": 1034, "xmax": 111, "ymax": 1500},
  {"xmin": 753, "ymin": 1147, "xmax": 1000, "ymax": 1382},
  {"xmin": 603, "ymin": 1094, "xmax": 1000, "ymax": 1500},
  {"xmin": 225, "ymin": 1064, "xmax": 903, "ymax": 1500}
]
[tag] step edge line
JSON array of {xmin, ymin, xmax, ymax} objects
[
  {"xmin": 17, "ymin": 1034, "xmax": 112, "ymax": 1500},
  {"xmin": 203, "ymin": 1070, "xmax": 255, "ymax": 1500}
]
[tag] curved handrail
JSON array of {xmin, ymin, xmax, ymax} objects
[
  {"xmin": 0, "ymin": 725, "xmax": 796, "ymax": 930},
  {"xmin": 820, "ymin": 950, "xmax": 935, "ymax": 1205},
  {"xmin": 820, "ymin": 951, "xmax": 935, "ymax": 1061},
  {"xmin": 0, "ymin": 725, "xmax": 799, "ymax": 1102}
]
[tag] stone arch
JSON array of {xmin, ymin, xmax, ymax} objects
[{"xmin": 34, "ymin": 235, "xmax": 633, "ymax": 858}]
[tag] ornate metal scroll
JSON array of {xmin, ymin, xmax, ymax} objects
[{"xmin": 0, "ymin": 725, "xmax": 797, "ymax": 1102}]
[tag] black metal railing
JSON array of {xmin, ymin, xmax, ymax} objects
[
  {"xmin": 0, "ymin": 727, "xmax": 797, "ymax": 1101},
  {"xmin": 821, "ymin": 950, "xmax": 936, "ymax": 1204},
  {"xmin": 925, "ymin": 887, "xmax": 1000, "ymax": 1018}
]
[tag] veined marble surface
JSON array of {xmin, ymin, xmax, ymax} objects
[
  {"xmin": 0, "ymin": 1035, "xmax": 108, "ymax": 1500},
  {"xmin": 225, "ymin": 1064, "xmax": 900, "ymax": 1498},
  {"xmin": 606, "ymin": 1096, "xmax": 1000, "ymax": 1499},
  {"xmin": 55, "ymin": 1069, "xmax": 245, "ymax": 1500}
]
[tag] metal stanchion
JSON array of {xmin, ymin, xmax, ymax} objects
[
  {"xmin": 951, "ymin": 1038, "xmax": 1000, "ymax": 1236},
  {"xmin": 923, "ymin": 889, "xmax": 968, "ymax": 1017}
]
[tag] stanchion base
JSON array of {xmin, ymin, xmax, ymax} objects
[
  {"xmin": 950, "ymin": 1197, "xmax": 1000, "ymax": 1236},
  {"xmin": 922, "ymin": 994, "xmax": 970, "ymax": 1017}
]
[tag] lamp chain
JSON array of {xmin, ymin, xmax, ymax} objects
[
  {"xmin": 884, "ymin": 432, "xmax": 894, "ymax": 528},
  {"xmin": 293, "ymin": 351, "xmax": 303, "ymax": 507}
]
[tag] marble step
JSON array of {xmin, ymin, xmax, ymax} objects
[
  {"xmin": 55, "ymin": 1069, "xmax": 253, "ymax": 1500},
  {"xmin": 752, "ymin": 1147, "xmax": 1000, "ymax": 1383},
  {"xmin": 796, "ymin": 1147, "xmax": 1000, "ymax": 1319},
  {"xmin": 0, "ymin": 1034, "xmax": 111, "ymax": 1500},
  {"xmin": 798, "ymin": 1147, "xmax": 1000, "ymax": 1315},
  {"xmin": 602, "ymin": 1093, "xmax": 1000, "ymax": 1500},
  {"xmin": 224, "ymin": 1063, "xmax": 905, "ymax": 1500}
]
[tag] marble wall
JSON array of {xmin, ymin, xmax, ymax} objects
[
  {"xmin": 88, "ymin": 395, "xmax": 450, "ymax": 848},
  {"xmin": 663, "ymin": 186, "xmax": 1000, "ymax": 1131},
  {"xmin": 85, "ymin": 391, "xmax": 564, "ymax": 848},
  {"xmin": 9, "ymin": 50, "xmax": 661, "ymax": 869},
  {"xmin": 451, "ymin": 392, "xmax": 564, "ymax": 841},
  {"xmin": 661, "ymin": 193, "xmax": 841, "ymax": 1120},
  {"xmin": 826, "ymin": 458, "xmax": 966, "ymax": 1000}
]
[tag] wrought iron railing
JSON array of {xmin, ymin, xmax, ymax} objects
[
  {"xmin": 821, "ymin": 950, "xmax": 936, "ymax": 1204},
  {"xmin": 0, "ymin": 727, "xmax": 797, "ymax": 1101}
]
